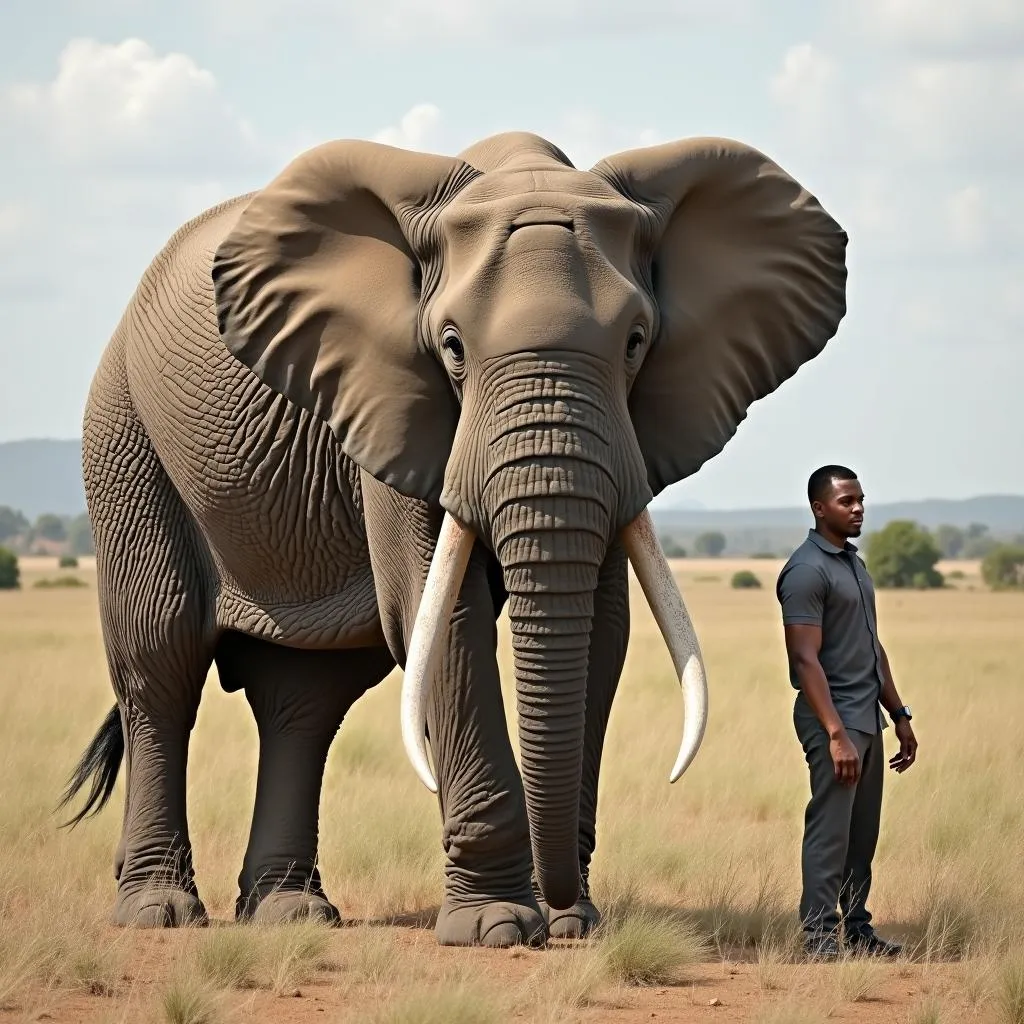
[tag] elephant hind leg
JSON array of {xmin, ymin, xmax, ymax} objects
[
  {"xmin": 215, "ymin": 633, "xmax": 393, "ymax": 925},
  {"xmin": 84, "ymin": 331, "xmax": 215, "ymax": 928}
]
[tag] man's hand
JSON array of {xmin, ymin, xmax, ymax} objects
[
  {"xmin": 830, "ymin": 729, "xmax": 861, "ymax": 786},
  {"xmin": 889, "ymin": 719, "xmax": 918, "ymax": 773}
]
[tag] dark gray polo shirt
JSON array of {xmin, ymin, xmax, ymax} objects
[{"xmin": 776, "ymin": 529, "xmax": 887, "ymax": 738}]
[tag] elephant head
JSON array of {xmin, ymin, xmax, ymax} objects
[{"xmin": 212, "ymin": 131, "xmax": 848, "ymax": 910}]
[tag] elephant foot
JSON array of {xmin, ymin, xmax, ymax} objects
[
  {"xmin": 542, "ymin": 897, "xmax": 602, "ymax": 939},
  {"xmin": 436, "ymin": 897, "xmax": 547, "ymax": 948},
  {"xmin": 114, "ymin": 886, "xmax": 208, "ymax": 928},
  {"xmin": 237, "ymin": 889, "xmax": 341, "ymax": 926}
]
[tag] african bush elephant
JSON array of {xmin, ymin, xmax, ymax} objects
[{"xmin": 62, "ymin": 130, "xmax": 847, "ymax": 947}]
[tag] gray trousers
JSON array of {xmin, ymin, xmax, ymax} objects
[{"xmin": 797, "ymin": 726, "xmax": 883, "ymax": 937}]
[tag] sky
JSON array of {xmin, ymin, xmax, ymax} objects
[{"xmin": 0, "ymin": 0, "xmax": 1021, "ymax": 510}]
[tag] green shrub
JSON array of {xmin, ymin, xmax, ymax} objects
[
  {"xmin": 694, "ymin": 531, "xmax": 726, "ymax": 557},
  {"xmin": 659, "ymin": 535, "xmax": 687, "ymax": 558},
  {"xmin": 34, "ymin": 576, "xmax": 87, "ymax": 589},
  {"xmin": 731, "ymin": 570, "xmax": 762, "ymax": 589},
  {"xmin": 864, "ymin": 521, "xmax": 944, "ymax": 589},
  {"xmin": 0, "ymin": 547, "xmax": 19, "ymax": 590},
  {"xmin": 58, "ymin": 554, "xmax": 78, "ymax": 569},
  {"xmin": 981, "ymin": 545, "xmax": 1024, "ymax": 591}
]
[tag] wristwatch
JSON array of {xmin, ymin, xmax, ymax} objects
[{"xmin": 890, "ymin": 705, "xmax": 912, "ymax": 723}]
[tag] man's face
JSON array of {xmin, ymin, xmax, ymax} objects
[{"xmin": 814, "ymin": 478, "xmax": 865, "ymax": 539}]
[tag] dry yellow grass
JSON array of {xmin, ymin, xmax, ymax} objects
[{"xmin": 1, "ymin": 555, "xmax": 1021, "ymax": 1022}]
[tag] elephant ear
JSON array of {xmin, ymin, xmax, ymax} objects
[
  {"xmin": 212, "ymin": 139, "xmax": 478, "ymax": 502},
  {"xmin": 592, "ymin": 138, "xmax": 848, "ymax": 497}
]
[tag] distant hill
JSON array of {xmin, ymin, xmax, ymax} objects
[
  {"xmin": 651, "ymin": 495, "xmax": 1024, "ymax": 557},
  {"xmin": 651, "ymin": 495, "xmax": 1024, "ymax": 533},
  {"xmin": 2, "ymin": 438, "xmax": 1023, "ymax": 547},
  {"xmin": 0, "ymin": 439, "xmax": 84, "ymax": 519}
]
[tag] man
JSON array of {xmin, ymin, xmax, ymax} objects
[{"xmin": 776, "ymin": 465, "xmax": 918, "ymax": 961}]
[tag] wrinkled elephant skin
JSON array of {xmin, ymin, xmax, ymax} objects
[{"xmin": 63, "ymin": 130, "xmax": 848, "ymax": 946}]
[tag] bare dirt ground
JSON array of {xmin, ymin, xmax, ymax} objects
[{"xmin": 1, "ymin": 924, "xmax": 975, "ymax": 1024}]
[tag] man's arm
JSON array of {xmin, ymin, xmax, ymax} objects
[
  {"xmin": 778, "ymin": 564, "xmax": 861, "ymax": 785},
  {"xmin": 878, "ymin": 643, "xmax": 918, "ymax": 773},
  {"xmin": 784, "ymin": 624, "xmax": 861, "ymax": 785}
]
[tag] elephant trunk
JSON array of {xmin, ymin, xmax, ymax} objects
[
  {"xmin": 488, "ymin": 456, "xmax": 611, "ymax": 912},
  {"xmin": 504, "ymin": 558, "xmax": 600, "ymax": 911}
]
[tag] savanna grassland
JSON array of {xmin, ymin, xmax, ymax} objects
[{"xmin": 2, "ymin": 554, "xmax": 1023, "ymax": 1024}]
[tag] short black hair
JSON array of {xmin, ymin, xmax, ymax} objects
[{"xmin": 807, "ymin": 464, "xmax": 858, "ymax": 505}]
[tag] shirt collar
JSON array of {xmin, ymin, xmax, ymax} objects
[{"xmin": 807, "ymin": 528, "xmax": 858, "ymax": 555}]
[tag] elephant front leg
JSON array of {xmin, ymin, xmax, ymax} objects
[
  {"xmin": 221, "ymin": 636, "xmax": 393, "ymax": 925},
  {"xmin": 538, "ymin": 542, "xmax": 630, "ymax": 939},
  {"xmin": 428, "ymin": 566, "xmax": 546, "ymax": 947},
  {"xmin": 362, "ymin": 477, "xmax": 543, "ymax": 948}
]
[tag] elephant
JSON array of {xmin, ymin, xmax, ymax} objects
[{"xmin": 60, "ymin": 129, "xmax": 847, "ymax": 947}]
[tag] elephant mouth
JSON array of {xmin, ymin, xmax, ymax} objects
[{"xmin": 398, "ymin": 507, "xmax": 709, "ymax": 793}]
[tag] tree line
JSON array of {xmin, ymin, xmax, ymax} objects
[
  {"xmin": 0, "ymin": 506, "xmax": 94, "ymax": 557},
  {"xmin": 657, "ymin": 519, "xmax": 1024, "ymax": 593}
]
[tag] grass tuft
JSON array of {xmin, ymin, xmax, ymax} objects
[
  {"xmin": 260, "ymin": 920, "xmax": 335, "ymax": 995},
  {"xmin": 524, "ymin": 943, "xmax": 607, "ymax": 1010},
  {"xmin": 365, "ymin": 981, "xmax": 501, "ymax": 1024},
  {"xmin": 754, "ymin": 1002, "xmax": 827, "ymax": 1024},
  {"xmin": 161, "ymin": 976, "xmax": 219, "ymax": 1024},
  {"xmin": 599, "ymin": 907, "xmax": 708, "ymax": 986},
  {"xmin": 190, "ymin": 928, "xmax": 261, "ymax": 989},
  {"xmin": 910, "ymin": 996, "xmax": 943, "ymax": 1024},
  {"xmin": 833, "ymin": 957, "xmax": 886, "ymax": 1003},
  {"xmin": 997, "ymin": 955, "xmax": 1024, "ymax": 1024}
]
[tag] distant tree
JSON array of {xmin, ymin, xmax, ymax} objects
[
  {"xmin": 731, "ymin": 570, "xmax": 762, "ymax": 589},
  {"xmin": 963, "ymin": 534, "xmax": 998, "ymax": 559},
  {"xmin": 58, "ymin": 554, "xmax": 79, "ymax": 569},
  {"xmin": 694, "ymin": 531, "xmax": 727, "ymax": 558},
  {"xmin": 0, "ymin": 547, "xmax": 19, "ymax": 589},
  {"xmin": 981, "ymin": 545, "xmax": 1024, "ymax": 590},
  {"xmin": 933, "ymin": 524, "xmax": 965, "ymax": 559},
  {"xmin": 864, "ymin": 520, "xmax": 944, "ymax": 589},
  {"xmin": 0, "ymin": 506, "xmax": 28, "ymax": 543},
  {"xmin": 67, "ymin": 513, "xmax": 95, "ymax": 556},
  {"xmin": 966, "ymin": 522, "xmax": 989, "ymax": 541},
  {"xmin": 659, "ymin": 535, "xmax": 687, "ymax": 558},
  {"xmin": 34, "ymin": 513, "xmax": 66, "ymax": 542}
]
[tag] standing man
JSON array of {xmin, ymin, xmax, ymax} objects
[{"xmin": 776, "ymin": 465, "xmax": 918, "ymax": 960}]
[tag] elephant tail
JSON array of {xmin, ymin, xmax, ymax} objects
[{"xmin": 57, "ymin": 704, "xmax": 124, "ymax": 828}]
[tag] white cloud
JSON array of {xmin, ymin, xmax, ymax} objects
[
  {"xmin": 770, "ymin": 43, "xmax": 838, "ymax": 120},
  {"xmin": 863, "ymin": 57, "xmax": 1024, "ymax": 166},
  {"xmin": 205, "ymin": 0, "xmax": 747, "ymax": 42},
  {"xmin": 373, "ymin": 103, "xmax": 443, "ymax": 152},
  {"xmin": 0, "ymin": 203, "xmax": 31, "ymax": 240},
  {"xmin": 3, "ymin": 38, "xmax": 260, "ymax": 175},
  {"xmin": 843, "ymin": 0, "xmax": 1024, "ymax": 55},
  {"xmin": 946, "ymin": 185, "xmax": 987, "ymax": 250}
]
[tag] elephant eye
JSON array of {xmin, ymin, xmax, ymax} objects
[
  {"xmin": 626, "ymin": 327, "xmax": 647, "ymax": 361},
  {"xmin": 441, "ymin": 326, "xmax": 465, "ymax": 368}
]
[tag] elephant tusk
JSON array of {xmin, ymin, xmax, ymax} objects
[
  {"xmin": 400, "ymin": 511, "xmax": 476, "ymax": 793},
  {"xmin": 621, "ymin": 508, "xmax": 709, "ymax": 783}
]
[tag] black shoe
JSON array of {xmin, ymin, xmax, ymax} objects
[
  {"xmin": 845, "ymin": 926, "xmax": 903, "ymax": 958},
  {"xmin": 803, "ymin": 933, "xmax": 843, "ymax": 961}
]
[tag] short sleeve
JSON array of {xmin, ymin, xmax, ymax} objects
[{"xmin": 776, "ymin": 563, "xmax": 826, "ymax": 626}]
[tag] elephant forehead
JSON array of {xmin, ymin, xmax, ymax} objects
[
  {"xmin": 431, "ymin": 169, "xmax": 650, "ymax": 357},
  {"xmin": 437, "ymin": 222, "xmax": 647, "ymax": 356},
  {"xmin": 441, "ymin": 168, "xmax": 639, "ymax": 244}
]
